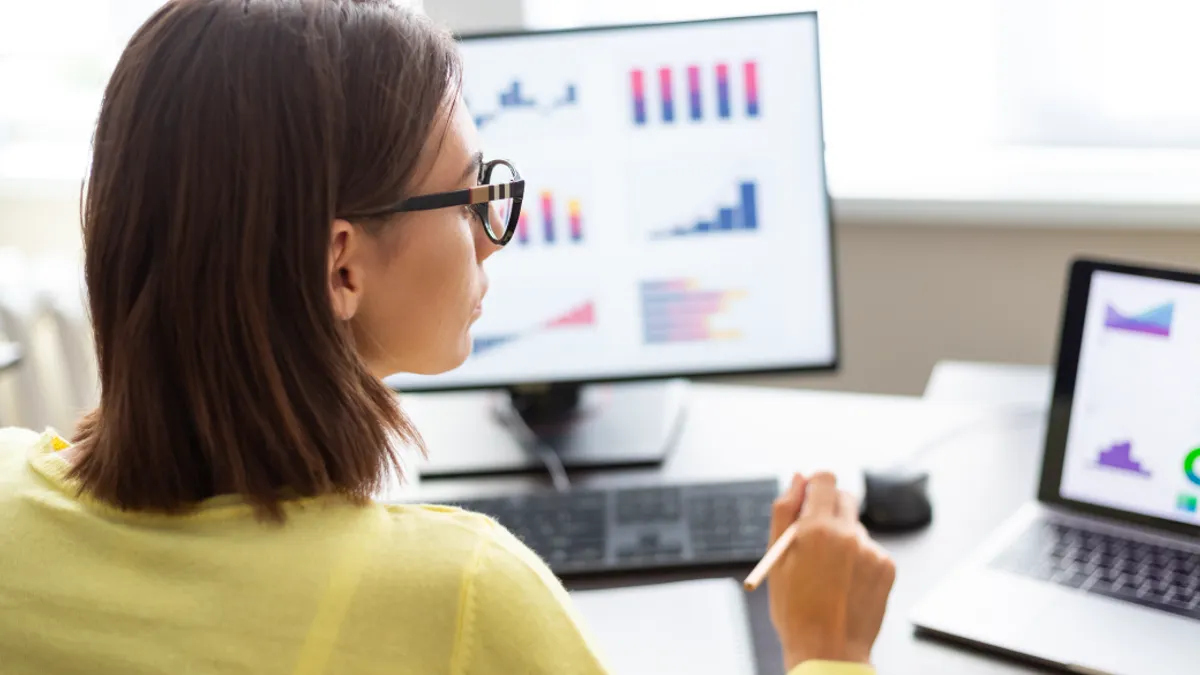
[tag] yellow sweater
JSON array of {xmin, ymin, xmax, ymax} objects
[{"xmin": 0, "ymin": 428, "xmax": 873, "ymax": 675}]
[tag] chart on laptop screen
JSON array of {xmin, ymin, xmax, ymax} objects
[
  {"xmin": 385, "ymin": 15, "xmax": 835, "ymax": 390},
  {"xmin": 1060, "ymin": 270, "xmax": 1200, "ymax": 525}
]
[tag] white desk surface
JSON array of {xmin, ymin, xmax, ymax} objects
[{"xmin": 390, "ymin": 383, "xmax": 1010, "ymax": 503}]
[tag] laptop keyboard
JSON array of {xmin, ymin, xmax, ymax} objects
[{"xmin": 992, "ymin": 520, "xmax": 1200, "ymax": 621}]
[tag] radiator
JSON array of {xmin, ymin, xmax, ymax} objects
[{"xmin": 0, "ymin": 249, "xmax": 97, "ymax": 433}]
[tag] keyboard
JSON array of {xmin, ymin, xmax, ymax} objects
[
  {"xmin": 445, "ymin": 478, "xmax": 779, "ymax": 576},
  {"xmin": 991, "ymin": 520, "xmax": 1200, "ymax": 621}
]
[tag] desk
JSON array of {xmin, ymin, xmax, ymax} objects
[
  {"xmin": 398, "ymin": 383, "xmax": 1051, "ymax": 674},
  {"xmin": 924, "ymin": 360, "xmax": 1052, "ymax": 408}
]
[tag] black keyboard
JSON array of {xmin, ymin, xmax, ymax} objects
[
  {"xmin": 446, "ymin": 479, "xmax": 779, "ymax": 576},
  {"xmin": 991, "ymin": 520, "xmax": 1200, "ymax": 621}
]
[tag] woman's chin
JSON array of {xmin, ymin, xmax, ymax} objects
[
  {"xmin": 408, "ymin": 336, "xmax": 473, "ymax": 376},
  {"xmin": 373, "ymin": 331, "xmax": 474, "ymax": 378}
]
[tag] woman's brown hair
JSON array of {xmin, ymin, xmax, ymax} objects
[{"xmin": 70, "ymin": 0, "xmax": 460, "ymax": 520}]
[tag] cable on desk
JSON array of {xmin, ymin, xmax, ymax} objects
[
  {"xmin": 885, "ymin": 404, "xmax": 1049, "ymax": 472},
  {"xmin": 492, "ymin": 398, "xmax": 572, "ymax": 493}
]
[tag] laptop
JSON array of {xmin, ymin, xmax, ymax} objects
[{"xmin": 911, "ymin": 258, "xmax": 1200, "ymax": 674}]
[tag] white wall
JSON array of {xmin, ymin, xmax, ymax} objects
[
  {"xmin": 7, "ymin": 178, "xmax": 1200, "ymax": 398},
  {"xmin": 733, "ymin": 220, "xmax": 1200, "ymax": 395},
  {"xmin": 0, "ymin": 187, "xmax": 84, "ymax": 257},
  {"xmin": 423, "ymin": 0, "xmax": 524, "ymax": 33}
]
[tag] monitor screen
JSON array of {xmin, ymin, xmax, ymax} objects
[
  {"xmin": 385, "ymin": 13, "xmax": 837, "ymax": 391},
  {"xmin": 1058, "ymin": 269, "xmax": 1200, "ymax": 526}
]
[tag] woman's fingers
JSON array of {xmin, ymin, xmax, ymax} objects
[
  {"xmin": 770, "ymin": 473, "xmax": 807, "ymax": 543},
  {"xmin": 799, "ymin": 471, "xmax": 839, "ymax": 519},
  {"xmin": 838, "ymin": 489, "xmax": 860, "ymax": 524}
]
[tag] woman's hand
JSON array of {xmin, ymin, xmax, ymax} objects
[{"xmin": 768, "ymin": 472, "xmax": 897, "ymax": 670}]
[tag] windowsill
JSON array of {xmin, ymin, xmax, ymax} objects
[
  {"xmin": 5, "ymin": 144, "xmax": 1200, "ymax": 230},
  {"xmin": 834, "ymin": 197, "xmax": 1200, "ymax": 230},
  {"xmin": 829, "ymin": 144, "xmax": 1200, "ymax": 229}
]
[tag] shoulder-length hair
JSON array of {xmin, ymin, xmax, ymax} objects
[{"xmin": 70, "ymin": 0, "xmax": 460, "ymax": 520}]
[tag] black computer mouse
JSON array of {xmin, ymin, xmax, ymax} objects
[{"xmin": 859, "ymin": 467, "xmax": 933, "ymax": 533}]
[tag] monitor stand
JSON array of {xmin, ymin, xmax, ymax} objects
[{"xmin": 405, "ymin": 379, "xmax": 690, "ymax": 478}]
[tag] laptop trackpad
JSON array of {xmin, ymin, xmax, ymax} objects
[{"xmin": 1024, "ymin": 589, "xmax": 1195, "ymax": 674}]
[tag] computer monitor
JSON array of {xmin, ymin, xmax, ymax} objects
[{"xmin": 385, "ymin": 13, "xmax": 837, "ymax": 473}]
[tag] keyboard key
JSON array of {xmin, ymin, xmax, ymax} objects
[
  {"xmin": 1052, "ymin": 569, "xmax": 1092, "ymax": 589},
  {"xmin": 615, "ymin": 487, "xmax": 682, "ymax": 524},
  {"xmin": 1089, "ymin": 584, "xmax": 1200, "ymax": 621},
  {"xmin": 993, "ymin": 519, "xmax": 1200, "ymax": 622},
  {"xmin": 437, "ymin": 479, "xmax": 784, "ymax": 576}
]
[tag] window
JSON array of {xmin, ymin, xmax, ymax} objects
[
  {"xmin": 524, "ymin": 0, "xmax": 1200, "ymax": 208},
  {"xmin": 0, "ymin": 0, "xmax": 165, "ymax": 181},
  {"xmin": 998, "ymin": 0, "xmax": 1200, "ymax": 150},
  {"xmin": 5, "ymin": 0, "xmax": 1200, "ymax": 210}
]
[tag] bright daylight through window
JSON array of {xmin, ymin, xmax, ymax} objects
[{"xmin": 3, "ymin": 0, "xmax": 1200, "ymax": 208}]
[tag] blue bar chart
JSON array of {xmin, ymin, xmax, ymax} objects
[{"xmin": 651, "ymin": 181, "xmax": 759, "ymax": 239}]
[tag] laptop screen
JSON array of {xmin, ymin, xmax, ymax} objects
[{"xmin": 1058, "ymin": 269, "xmax": 1200, "ymax": 526}]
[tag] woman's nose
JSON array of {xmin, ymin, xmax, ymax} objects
[{"xmin": 475, "ymin": 204, "xmax": 504, "ymax": 261}]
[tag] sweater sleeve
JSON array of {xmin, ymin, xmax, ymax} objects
[
  {"xmin": 454, "ymin": 525, "xmax": 609, "ymax": 675},
  {"xmin": 453, "ymin": 522, "xmax": 876, "ymax": 675},
  {"xmin": 789, "ymin": 661, "xmax": 876, "ymax": 674}
]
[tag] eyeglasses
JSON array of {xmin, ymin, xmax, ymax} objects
[{"xmin": 341, "ymin": 159, "xmax": 525, "ymax": 246}]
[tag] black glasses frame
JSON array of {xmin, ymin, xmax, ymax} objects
[{"xmin": 342, "ymin": 159, "xmax": 525, "ymax": 245}]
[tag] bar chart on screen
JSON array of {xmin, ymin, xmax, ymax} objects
[
  {"xmin": 630, "ymin": 60, "xmax": 760, "ymax": 127},
  {"xmin": 467, "ymin": 79, "xmax": 580, "ymax": 131},
  {"xmin": 640, "ymin": 279, "xmax": 748, "ymax": 345},
  {"xmin": 650, "ymin": 180, "xmax": 759, "ymax": 240},
  {"xmin": 513, "ymin": 191, "xmax": 585, "ymax": 247}
]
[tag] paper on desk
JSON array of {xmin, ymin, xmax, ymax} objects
[{"xmin": 570, "ymin": 578, "xmax": 756, "ymax": 675}]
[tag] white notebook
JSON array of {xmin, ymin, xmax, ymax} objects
[{"xmin": 570, "ymin": 578, "xmax": 757, "ymax": 675}]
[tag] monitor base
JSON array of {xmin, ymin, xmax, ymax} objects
[{"xmin": 407, "ymin": 379, "xmax": 690, "ymax": 478}]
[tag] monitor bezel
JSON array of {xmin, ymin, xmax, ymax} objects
[
  {"xmin": 390, "ymin": 11, "xmax": 840, "ymax": 393},
  {"xmin": 1038, "ymin": 257, "xmax": 1200, "ymax": 538}
]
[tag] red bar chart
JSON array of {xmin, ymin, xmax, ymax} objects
[
  {"xmin": 716, "ymin": 63, "xmax": 731, "ymax": 119},
  {"xmin": 568, "ymin": 199, "xmax": 583, "ymax": 243},
  {"xmin": 745, "ymin": 61, "xmax": 760, "ymax": 117},
  {"xmin": 631, "ymin": 60, "xmax": 761, "ymax": 126},
  {"xmin": 541, "ymin": 191, "xmax": 555, "ymax": 244},
  {"xmin": 631, "ymin": 69, "xmax": 647, "ymax": 125},
  {"xmin": 516, "ymin": 212, "xmax": 530, "ymax": 245},
  {"xmin": 659, "ymin": 67, "xmax": 675, "ymax": 123},
  {"xmin": 512, "ymin": 191, "xmax": 584, "ymax": 247}
]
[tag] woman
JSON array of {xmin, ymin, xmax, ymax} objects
[{"xmin": 0, "ymin": 1, "xmax": 895, "ymax": 673}]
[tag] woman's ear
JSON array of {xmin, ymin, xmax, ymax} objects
[{"xmin": 328, "ymin": 218, "xmax": 364, "ymax": 321}]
